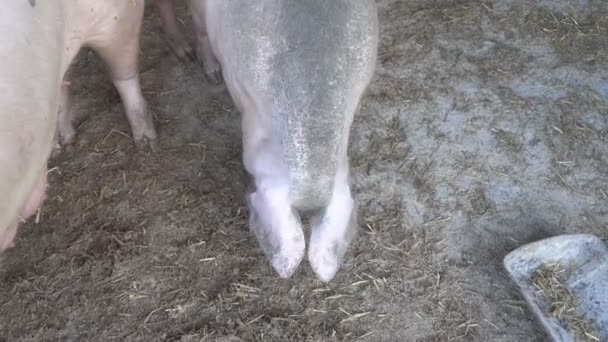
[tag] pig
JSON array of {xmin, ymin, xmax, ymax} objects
[
  {"xmin": 153, "ymin": 0, "xmax": 222, "ymax": 84},
  {"xmin": 0, "ymin": 0, "xmax": 157, "ymax": 253},
  {"xmin": 55, "ymin": 0, "xmax": 158, "ymax": 152},
  {"xmin": 189, "ymin": 0, "xmax": 379, "ymax": 281}
]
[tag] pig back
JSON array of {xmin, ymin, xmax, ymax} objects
[
  {"xmin": 0, "ymin": 1, "xmax": 64, "ymax": 235},
  {"xmin": 210, "ymin": 0, "xmax": 378, "ymax": 208}
]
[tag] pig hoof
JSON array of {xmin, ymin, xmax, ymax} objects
[
  {"xmin": 308, "ymin": 237, "xmax": 342, "ymax": 283},
  {"xmin": 201, "ymin": 57, "xmax": 222, "ymax": 85},
  {"xmin": 134, "ymin": 137, "xmax": 159, "ymax": 152},
  {"xmin": 249, "ymin": 191, "xmax": 306, "ymax": 278},
  {"xmin": 308, "ymin": 182, "xmax": 357, "ymax": 282},
  {"xmin": 51, "ymin": 142, "xmax": 63, "ymax": 158},
  {"xmin": 175, "ymin": 44, "xmax": 196, "ymax": 63},
  {"xmin": 149, "ymin": 139, "xmax": 160, "ymax": 152},
  {"xmin": 271, "ymin": 241, "xmax": 305, "ymax": 278},
  {"xmin": 163, "ymin": 35, "xmax": 195, "ymax": 62},
  {"xmin": 58, "ymin": 126, "xmax": 75, "ymax": 146},
  {"xmin": 205, "ymin": 70, "xmax": 223, "ymax": 85},
  {"xmin": 251, "ymin": 214, "xmax": 305, "ymax": 279}
]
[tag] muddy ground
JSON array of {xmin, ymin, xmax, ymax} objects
[{"xmin": 1, "ymin": 0, "xmax": 608, "ymax": 341}]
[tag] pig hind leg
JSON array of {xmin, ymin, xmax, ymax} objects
[
  {"xmin": 52, "ymin": 79, "xmax": 75, "ymax": 156},
  {"xmin": 187, "ymin": 0, "xmax": 222, "ymax": 84},
  {"xmin": 57, "ymin": 81, "xmax": 75, "ymax": 146},
  {"xmin": 308, "ymin": 166, "xmax": 357, "ymax": 282},
  {"xmin": 248, "ymin": 182, "xmax": 306, "ymax": 278},
  {"xmin": 154, "ymin": 0, "xmax": 194, "ymax": 61},
  {"xmin": 89, "ymin": 8, "xmax": 158, "ymax": 150},
  {"xmin": 244, "ymin": 129, "xmax": 305, "ymax": 278}
]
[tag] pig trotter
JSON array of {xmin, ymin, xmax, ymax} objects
[
  {"xmin": 197, "ymin": 37, "xmax": 222, "ymax": 85},
  {"xmin": 248, "ymin": 187, "xmax": 305, "ymax": 279},
  {"xmin": 308, "ymin": 170, "xmax": 357, "ymax": 282},
  {"xmin": 162, "ymin": 32, "xmax": 195, "ymax": 62},
  {"xmin": 133, "ymin": 135, "xmax": 159, "ymax": 152},
  {"xmin": 204, "ymin": 68, "xmax": 223, "ymax": 86}
]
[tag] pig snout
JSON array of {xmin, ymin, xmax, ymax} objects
[{"xmin": 0, "ymin": 172, "xmax": 47, "ymax": 253}]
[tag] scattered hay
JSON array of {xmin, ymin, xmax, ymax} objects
[
  {"xmin": 532, "ymin": 263, "xmax": 602, "ymax": 342},
  {"xmin": 525, "ymin": 8, "xmax": 608, "ymax": 67}
]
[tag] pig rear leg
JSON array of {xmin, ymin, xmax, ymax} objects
[
  {"xmin": 52, "ymin": 80, "xmax": 76, "ymax": 156},
  {"xmin": 240, "ymin": 101, "xmax": 303, "ymax": 277},
  {"xmin": 248, "ymin": 182, "xmax": 306, "ymax": 279},
  {"xmin": 188, "ymin": 0, "xmax": 222, "ymax": 84},
  {"xmin": 58, "ymin": 81, "xmax": 75, "ymax": 146},
  {"xmin": 91, "ymin": 19, "xmax": 158, "ymax": 151},
  {"xmin": 308, "ymin": 167, "xmax": 357, "ymax": 282},
  {"xmin": 154, "ymin": 0, "xmax": 194, "ymax": 61},
  {"xmin": 112, "ymin": 76, "xmax": 158, "ymax": 151}
]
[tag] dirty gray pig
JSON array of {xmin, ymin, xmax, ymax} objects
[
  {"xmin": 0, "ymin": 0, "xmax": 156, "ymax": 253},
  {"xmin": 189, "ymin": 0, "xmax": 378, "ymax": 281}
]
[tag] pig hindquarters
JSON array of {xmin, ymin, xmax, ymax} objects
[
  {"xmin": 197, "ymin": 0, "xmax": 379, "ymax": 282},
  {"xmin": 56, "ymin": 0, "xmax": 157, "ymax": 152}
]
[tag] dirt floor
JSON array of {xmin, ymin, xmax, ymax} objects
[{"xmin": 1, "ymin": 0, "xmax": 608, "ymax": 340}]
